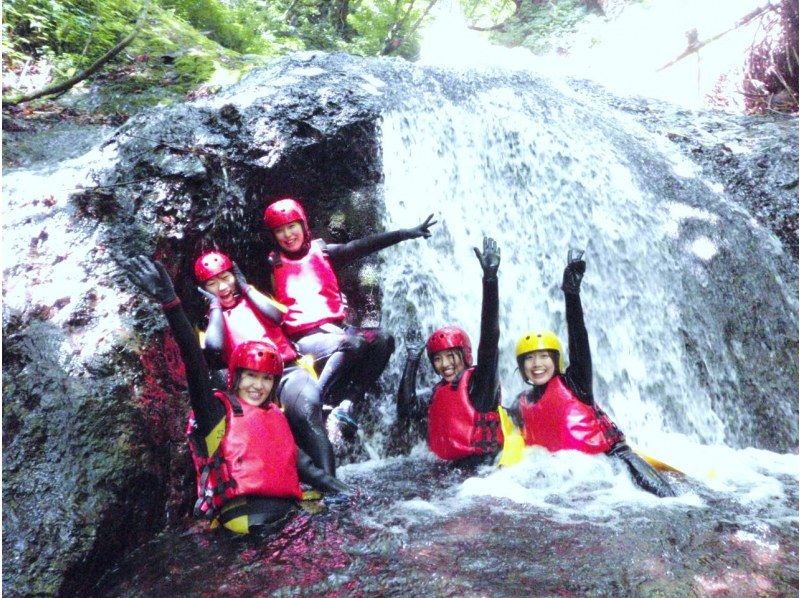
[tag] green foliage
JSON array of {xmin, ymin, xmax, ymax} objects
[
  {"xmin": 460, "ymin": 0, "xmax": 517, "ymax": 29},
  {"xmin": 347, "ymin": 0, "xmax": 428, "ymax": 58},
  {"xmin": 4, "ymin": 0, "xmax": 143, "ymax": 66},
  {"xmin": 492, "ymin": 0, "xmax": 598, "ymax": 53},
  {"xmin": 159, "ymin": 0, "xmax": 265, "ymax": 53}
]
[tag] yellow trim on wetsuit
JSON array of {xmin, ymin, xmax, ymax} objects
[
  {"xmin": 296, "ymin": 354, "xmax": 318, "ymax": 381},
  {"xmin": 204, "ymin": 417, "xmax": 226, "ymax": 457}
]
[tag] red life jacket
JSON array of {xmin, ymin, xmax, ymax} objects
[
  {"xmin": 427, "ymin": 367, "xmax": 504, "ymax": 461},
  {"xmin": 269, "ymin": 239, "xmax": 347, "ymax": 336},
  {"xmin": 518, "ymin": 375, "xmax": 624, "ymax": 454},
  {"xmin": 186, "ymin": 390, "xmax": 302, "ymax": 519},
  {"xmin": 218, "ymin": 295, "xmax": 298, "ymax": 364}
]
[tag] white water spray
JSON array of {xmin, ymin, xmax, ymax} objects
[{"xmin": 378, "ymin": 84, "xmax": 730, "ymax": 451}]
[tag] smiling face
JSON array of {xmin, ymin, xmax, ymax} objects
[
  {"xmin": 203, "ymin": 270, "xmax": 238, "ymax": 308},
  {"xmin": 522, "ymin": 350, "xmax": 557, "ymax": 386},
  {"xmin": 273, "ymin": 221, "xmax": 305, "ymax": 253},
  {"xmin": 432, "ymin": 349, "xmax": 465, "ymax": 383},
  {"xmin": 236, "ymin": 368, "xmax": 275, "ymax": 406}
]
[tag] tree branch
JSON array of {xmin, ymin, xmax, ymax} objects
[
  {"xmin": 3, "ymin": 0, "xmax": 151, "ymax": 107},
  {"xmin": 657, "ymin": 2, "xmax": 776, "ymax": 73}
]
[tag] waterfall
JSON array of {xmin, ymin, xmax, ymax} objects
[{"xmin": 376, "ymin": 67, "xmax": 797, "ymax": 453}]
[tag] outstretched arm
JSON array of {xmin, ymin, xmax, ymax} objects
[
  {"xmin": 327, "ymin": 214, "xmax": 437, "ymax": 267},
  {"xmin": 468, "ymin": 237, "xmax": 501, "ymax": 412},
  {"xmin": 562, "ymin": 249, "xmax": 593, "ymax": 402},
  {"xmin": 124, "ymin": 256, "xmax": 224, "ymax": 431},
  {"xmin": 296, "ymin": 447, "xmax": 349, "ymax": 493}
]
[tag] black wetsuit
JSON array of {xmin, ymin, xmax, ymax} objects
[
  {"xmin": 509, "ymin": 291, "xmax": 676, "ymax": 498},
  {"xmin": 395, "ymin": 269, "xmax": 501, "ymax": 465},
  {"xmin": 272, "ymin": 230, "xmax": 412, "ymax": 407},
  {"xmin": 203, "ymin": 288, "xmax": 337, "ymax": 477},
  {"xmin": 162, "ymin": 299, "xmax": 346, "ymax": 533}
]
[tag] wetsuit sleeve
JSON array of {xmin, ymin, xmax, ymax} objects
[
  {"xmin": 327, "ymin": 229, "xmax": 413, "ymax": 267},
  {"xmin": 162, "ymin": 302, "xmax": 225, "ymax": 433},
  {"xmin": 397, "ymin": 349, "xmax": 427, "ymax": 422},
  {"xmin": 296, "ymin": 447, "xmax": 348, "ymax": 493},
  {"xmin": 203, "ymin": 306, "xmax": 225, "ymax": 352},
  {"xmin": 468, "ymin": 274, "xmax": 501, "ymax": 412},
  {"xmin": 564, "ymin": 292, "xmax": 593, "ymax": 404},
  {"xmin": 245, "ymin": 287, "xmax": 286, "ymax": 324}
]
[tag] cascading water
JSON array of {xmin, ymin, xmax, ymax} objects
[{"xmin": 376, "ymin": 70, "xmax": 797, "ymax": 457}]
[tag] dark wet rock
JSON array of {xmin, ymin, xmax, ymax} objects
[
  {"xmin": 569, "ymin": 79, "xmax": 799, "ymax": 259},
  {"xmin": 2, "ymin": 51, "xmax": 797, "ymax": 596}
]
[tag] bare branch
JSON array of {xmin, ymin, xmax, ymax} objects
[{"xmin": 657, "ymin": 2, "xmax": 777, "ymax": 72}]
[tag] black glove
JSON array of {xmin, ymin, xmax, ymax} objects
[
  {"xmin": 406, "ymin": 214, "xmax": 437, "ymax": 240},
  {"xmin": 231, "ymin": 260, "xmax": 250, "ymax": 294},
  {"xmin": 404, "ymin": 328, "xmax": 426, "ymax": 359},
  {"xmin": 561, "ymin": 249, "xmax": 586, "ymax": 295},
  {"xmin": 473, "ymin": 236, "xmax": 500, "ymax": 280},
  {"xmin": 196, "ymin": 286, "xmax": 221, "ymax": 310},
  {"xmin": 123, "ymin": 255, "xmax": 178, "ymax": 305}
]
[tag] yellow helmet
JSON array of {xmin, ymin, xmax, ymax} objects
[{"xmin": 515, "ymin": 330, "xmax": 566, "ymax": 376}]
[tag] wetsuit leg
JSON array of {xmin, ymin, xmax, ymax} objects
[
  {"xmin": 218, "ymin": 496, "xmax": 297, "ymax": 535},
  {"xmin": 296, "ymin": 331, "xmax": 367, "ymax": 406},
  {"xmin": 344, "ymin": 328, "xmax": 395, "ymax": 403},
  {"xmin": 609, "ymin": 443, "xmax": 676, "ymax": 498},
  {"xmin": 279, "ymin": 367, "xmax": 337, "ymax": 476}
]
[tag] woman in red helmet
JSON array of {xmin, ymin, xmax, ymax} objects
[
  {"xmin": 396, "ymin": 237, "xmax": 504, "ymax": 465},
  {"xmin": 193, "ymin": 250, "xmax": 337, "ymax": 478},
  {"xmin": 123, "ymin": 256, "xmax": 348, "ymax": 534},
  {"xmin": 263, "ymin": 197, "xmax": 436, "ymax": 411},
  {"xmin": 509, "ymin": 250, "xmax": 675, "ymax": 497}
]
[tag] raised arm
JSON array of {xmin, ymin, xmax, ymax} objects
[
  {"xmin": 232, "ymin": 261, "xmax": 285, "ymax": 324},
  {"xmin": 196, "ymin": 285, "xmax": 225, "ymax": 352},
  {"xmin": 468, "ymin": 237, "xmax": 501, "ymax": 412},
  {"xmin": 124, "ymin": 256, "xmax": 224, "ymax": 432},
  {"xmin": 396, "ymin": 337, "xmax": 427, "ymax": 423},
  {"xmin": 327, "ymin": 214, "xmax": 437, "ymax": 267},
  {"xmin": 562, "ymin": 249, "xmax": 593, "ymax": 402}
]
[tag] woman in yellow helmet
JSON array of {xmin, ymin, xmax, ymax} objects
[{"xmin": 510, "ymin": 250, "xmax": 675, "ymax": 497}]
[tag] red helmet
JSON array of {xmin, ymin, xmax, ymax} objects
[
  {"xmin": 227, "ymin": 340, "xmax": 283, "ymax": 390},
  {"xmin": 194, "ymin": 251, "xmax": 233, "ymax": 283},
  {"xmin": 263, "ymin": 198, "xmax": 309, "ymax": 231},
  {"xmin": 426, "ymin": 326, "xmax": 473, "ymax": 367}
]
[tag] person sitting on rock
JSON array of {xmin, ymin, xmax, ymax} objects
[
  {"xmin": 123, "ymin": 256, "xmax": 348, "ymax": 535},
  {"xmin": 396, "ymin": 237, "xmax": 504, "ymax": 466},
  {"xmin": 508, "ymin": 249, "xmax": 676, "ymax": 497},
  {"xmin": 263, "ymin": 197, "xmax": 436, "ymax": 410},
  {"xmin": 193, "ymin": 250, "xmax": 337, "ymax": 478}
]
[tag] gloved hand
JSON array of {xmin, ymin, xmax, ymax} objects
[
  {"xmin": 473, "ymin": 236, "xmax": 500, "ymax": 279},
  {"xmin": 123, "ymin": 255, "xmax": 177, "ymax": 305},
  {"xmin": 406, "ymin": 214, "xmax": 437, "ymax": 239},
  {"xmin": 231, "ymin": 260, "xmax": 250, "ymax": 294},
  {"xmin": 561, "ymin": 249, "xmax": 586, "ymax": 295},
  {"xmin": 404, "ymin": 328, "xmax": 426, "ymax": 359},
  {"xmin": 196, "ymin": 285, "xmax": 221, "ymax": 310}
]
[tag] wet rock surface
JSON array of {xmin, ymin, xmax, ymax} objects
[
  {"xmin": 2, "ymin": 52, "xmax": 797, "ymax": 596},
  {"xmin": 571, "ymin": 79, "xmax": 799, "ymax": 259}
]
